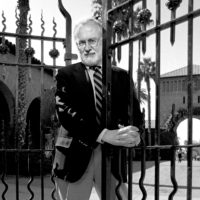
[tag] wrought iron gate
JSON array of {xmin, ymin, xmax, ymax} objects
[
  {"xmin": 0, "ymin": 0, "xmax": 77, "ymax": 199},
  {"xmin": 1, "ymin": 0, "xmax": 200, "ymax": 200},
  {"xmin": 102, "ymin": 0, "xmax": 200, "ymax": 200}
]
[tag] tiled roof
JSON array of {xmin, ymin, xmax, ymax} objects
[{"xmin": 161, "ymin": 65, "xmax": 200, "ymax": 78}]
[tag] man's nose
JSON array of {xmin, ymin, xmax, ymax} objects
[{"xmin": 84, "ymin": 41, "xmax": 92, "ymax": 51}]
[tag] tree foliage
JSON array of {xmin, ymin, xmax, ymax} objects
[{"xmin": 16, "ymin": 0, "xmax": 30, "ymax": 147}]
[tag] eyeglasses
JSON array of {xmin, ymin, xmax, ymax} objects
[{"xmin": 76, "ymin": 38, "xmax": 101, "ymax": 49}]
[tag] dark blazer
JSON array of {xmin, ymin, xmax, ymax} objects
[{"xmin": 52, "ymin": 62, "xmax": 142, "ymax": 183}]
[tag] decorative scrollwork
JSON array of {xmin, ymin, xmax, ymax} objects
[
  {"xmin": 25, "ymin": 47, "xmax": 35, "ymax": 57},
  {"xmin": 166, "ymin": 0, "xmax": 182, "ymax": 11},
  {"xmin": 1, "ymin": 11, "xmax": 6, "ymax": 32},
  {"xmin": 52, "ymin": 17, "xmax": 57, "ymax": 38},
  {"xmin": 41, "ymin": 10, "xmax": 45, "ymax": 36},
  {"xmin": 136, "ymin": 8, "xmax": 153, "ymax": 25},
  {"xmin": 113, "ymin": 19, "xmax": 127, "ymax": 34},
  {"xmin": 49, "ymin": 49, "xmax": 60, "ymax": 59},
  {"xmin": 0, "ymin": 43, "xmax": 9, "ymax": 54}
]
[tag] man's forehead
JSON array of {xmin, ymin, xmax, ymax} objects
[{"xmin": 78, "ymin": 25, "xmax": 101, "ymax": 39}]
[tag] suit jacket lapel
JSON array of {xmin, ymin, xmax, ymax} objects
[{"xmin": 74, "ymin": 63, "xmax": 96, "ymax": 113}]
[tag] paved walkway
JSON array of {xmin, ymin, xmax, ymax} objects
[
  {"xmin": 89, "ymin": 160, "xmax": 200, "ymax": 200},
  {"xmin": 0, "ymin": 161, "xmax": 199, "ymax": 200}
]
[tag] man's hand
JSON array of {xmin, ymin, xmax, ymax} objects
[{"xmin": 101, "ymin": 125, "xmax": 140, "ymax": 147}]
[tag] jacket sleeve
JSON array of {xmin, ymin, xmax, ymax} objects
[{"xmin": 55, "ymin": 70, "xmax": 91, "ymax": 146}]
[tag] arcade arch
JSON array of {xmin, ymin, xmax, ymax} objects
[{"xmin": 0, "ymin": 81, "xmax": 15, "ymax": 146}]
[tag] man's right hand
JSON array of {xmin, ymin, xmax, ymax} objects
[{"xmin": 101, "ymin": 125, "xmax": 140, "ymax": 147}]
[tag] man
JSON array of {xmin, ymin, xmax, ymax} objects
[{"xmin": 52, "ymin": 18, "xmax": 143, "ymax": 200}]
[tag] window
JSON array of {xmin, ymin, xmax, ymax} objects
[
  {"xmin": 174, "ymin": 80, "xmax": 177, "ymax": 91},
  {"xmin": 182, "ymin": 80, "xmax": 186, "ymax": 91},
  {"xmin": 170, "ymin": 81, "xmax": 173, "ymax": 92},
  {"xmin": 198, "ymin": 96, "xmax": 200, "ymax": 103},
  {"xmin": 162, "ymin": 81, "xmax": 165, "ymax": 93},
  {"xmin": 178, "ymin": 80, "xmax": 182, "ymax": 91},
  {"xmin": 183, "ymin": 96, "xmax": 186, "ymax": 104},
  {"xmin": 166, "ymin": 81, "xmax": 169, "ymax": 92}
]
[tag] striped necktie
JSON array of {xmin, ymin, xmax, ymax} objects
[{"xmin": 93, "ymin": 67, "xmax": 102, "ymax": 125}]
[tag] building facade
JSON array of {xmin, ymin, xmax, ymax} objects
[{"xmin": 160, "ymin": 65, "xmax": 200, "ymax": 127}]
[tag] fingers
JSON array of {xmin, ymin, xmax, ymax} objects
[
  {"xmin": 102, "ymin": 126, "xmax": 141, "ymax": 147},
  {"xmin": 117, "ymin": 126, "xmax": 139, "ymax": 139},
  {"xmin": 117, "ymin": 135, "xmax": 140, "ymax": 147},
  {"xmin": 118, "ymin": 125, "xmax": 139, "ymax": 134},
  {"xmin": 117, "ymin": 125, "xmax": 140, "ymax": 147}
]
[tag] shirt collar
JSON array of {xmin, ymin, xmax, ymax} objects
[{"xmin": 86, "ymin": 65, "xmax": 101, "ymax": 71}]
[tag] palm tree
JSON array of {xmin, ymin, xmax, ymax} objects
[
  {"xmin": 138, "ymin": 57, "xmax": 156, "ymax": 147},
  {"xmin": 16, "ymin": 0, "xmax": 30, "ymax": 147}
]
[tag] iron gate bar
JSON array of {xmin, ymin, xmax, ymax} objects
[
  {"xmin": 141, "ymin": 0, "xmax": 147, "ymax": 54},
  {"xmin": 0, "ymin": 143, "xmax": 199, "ymax": 153},
  {"xmin": 155, "ymin": 0, "xmax": 161, "ymax": 199},
  {"xmin": 58, "ymin": 0, "xmax": 74, "ymax": 65},
  {"xmin": 138, "ymin": 110, "xmax": 147, "ymax": 200},
  {"xmin": 40, "ymin": 37, "xmax": 45, "ymax": 200},
  {"xmin": 169, "ymin": 147, "xmax": 178, "ymax": 200},
  {"xmin": 0, "ymin": 62, "xmax": 63, "ymax": 69},
  {"xmin": 187, "ymin": 0, "xmax": 194, "ymax": 199},
  {"xmin": 102, "ymin": 0, "xmax": 113, "ymax": 199},
  {"xmin": 108, "ymin": 8, "xmax": 200, "ymax": 49},
  {"xmin": 14, "ymin": 63, "xmax": 19, "ymax": 200},
  {"xmin": 127, "ymin": 1, "xmax": 134, "ymax": 197},
  {"xmin": 0, "ymin": 32, "xmax": 65, "ymax": 42},
  {"xmin": 0, "ymin": 120, "xmax": 8, "ymax": 200}
]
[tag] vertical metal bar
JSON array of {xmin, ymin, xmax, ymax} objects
[
  {"xmin": 155, "ymin": 0, "xmax": 161, "ymax": 200},
  {"xmin": 15, "ymin": 30, "xmax": 20, "ymax": 200},
  {"xmin": 1, "ymin": 120, "xmax": 8, "ymax": 200},
  {"xmin": 137, "ymin": 40, "xmax": 141, "ymax": 100},
  {"xmin": 142, "ymin": 0, "xmax": 147, "ymax": 54},
  {"xmin": 15, "ymin": 74, "xmax": 19, "ymax": 200},
  {"xmin": 40, "ymin": 13, "xmax": 45, "ymax": 200},
  {"xmin": 58, "ymin": 0, "xmax": 73, "ymax": 66},
  {"xmin": 27, "ymin": 18, "xmax": 34, "ymax": 200},
  {"xmin": 102, "ymin": 0, "xmax": 113, "ymax": 199},
  {"xmin": 139, "ymin": 109, "xmax": 147, "ymax": 200},
  {"xmin": 187, "ymin": 0, "xmax": 193, "ymax": 199},
  {"xmin": 128, "ymin": 1, "xmax": 134, "ymax": 199},
  {"xmin": 168, "ymin": 147, "xmax": 178, "ymax": 200},
  {"xmin": 27, "ymin": 121, "xmax": 34, "ymax": 200}
]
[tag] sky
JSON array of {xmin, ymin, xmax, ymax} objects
[{"xmin": 1, "ymin": 0, "xmax": 200, "ymax": 143}]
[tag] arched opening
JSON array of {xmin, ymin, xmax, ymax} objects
[
  {"xmin": 176, "ymin": 118, "xmax": 200, "ymax": 145},
  {"xmin": 0, "ymin": 81, "xmax": 15, "ymax": 148},
  {"xmin": 0, "ymin": 91, "xmax": 10, "ymax": 145},
  {"xmin": 26, "ymin": 97, "xmax": 41, "ymax": 148}
]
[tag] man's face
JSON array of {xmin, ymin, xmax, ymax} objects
[{"xmin": 76, "ymin": 23, "xmax": 102, "ymax": 67}]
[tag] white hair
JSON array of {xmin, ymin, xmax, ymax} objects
[{"xmin": 73, "ymin": 18, "xmax": 102, "ymax": 41}]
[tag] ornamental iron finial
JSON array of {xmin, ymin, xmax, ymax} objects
[{"xmin": 166, "ymin": 0, "xmax": 182, "ymax": 11}]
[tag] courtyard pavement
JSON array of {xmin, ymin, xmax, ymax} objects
[{"xmin": 0, "ymin": 161, "xmax": 199, "ymax": 200}]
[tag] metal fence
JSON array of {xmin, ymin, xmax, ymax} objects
[
  {"xmin": 102, "ymin": 0, "xmax": 200, "ymax": 200},
  {"xmin": 1, "ymin": 0, "xmax": 200, "ymax": 200},
  {"xmin": 0, "ymin": 0, "xmax": 76, "ymax": 200}
]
